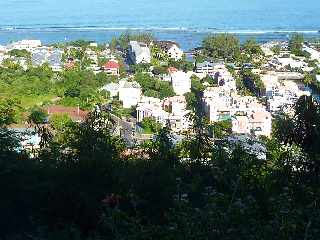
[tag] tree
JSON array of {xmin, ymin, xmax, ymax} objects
[
  {"xmin": 110, "ymin": 37, "xmax": 118, "ymax": 51},
  {"xmin": 274, "ymin": 95, "xmax": 320, "ymax": 173},
  {"xmin": 0, "ymin": 98, "xmax": 19, "ymax": 127},
  {"xmin": 202, "ymin": 34, "xmax": 240, "ymax": 61},
  {"xmin": 141, "ymin": 117, "xmax": 162, "ymax": 133},
  {"xmin": 8, "ymin": 49, "xmax": 31, "ymax": 59},
  {"xmin": 240, "ymin": 68, "xmax": 265, "ymax": 97},
  {"xmin": 242, "ymin": 38, "xmax": 264, "ymax": 63},
  {"xmin": 28, "ymin": 107, "xmax": 48, "ymax": 125},
  {"xmin": 183, "ymin": 79, "xmax": 212, "ymax": 163},
  {"xmin": 289, "ymin": 34, "xmax": 304, "ymax": 56},
  {"xmin": 210, "ymin": 120, "xmax": 232, "ymax": 139},
  {"xmin": 271, "ymin": 44, "xmax": 281, "ymax": 55}
]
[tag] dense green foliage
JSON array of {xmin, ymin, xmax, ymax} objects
[
  {"xmin": 1, "ymin": 34, "xmax": 320, "ymax": 239},
  {"xmin": 0, "ymin": 95, "xmax": 320, "ymax": 239},
  {"xmin": 202, "ymin": 34, "xmax": 240, "ymax": 61},
  {"xmin": 8, "ymin": 49, "xmax": 31, "ymax": 59},
  {"xmin": 238, "ymin": 69, "xmax": 265, "ymax": 97},
  {"xmin": 0, "ymin": 64, "xmax": 116, "ymax": 121},
  {"xmin": 288, "ymin": 34, "xmax": 311, "ymax": 58},
  {"xmin": 271, "ymin": 44, "xmax": 281, "ymax": 55},
  {"xmin": 304, "ymin": 71, "xmax": 320, "ymax": 93},
  {"xmin": 140, "ymin": 117, "xmax": 162, "ymax": 133},
  {"xmin": 210, "ymin": 120, "xmax": 232, "ymax": 139},
  {"xmin": 134, "ymin": 72, "xmax": 175, "ymax": 99}
]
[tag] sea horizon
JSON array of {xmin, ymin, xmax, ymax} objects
[{"xmin": 1, "ymin": 0, "xmax": 319, "ymax": 49}]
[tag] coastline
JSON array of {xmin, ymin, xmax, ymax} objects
[{"xmin": 1, "ymin": 27, "xmax": 319, "ymax": 51}]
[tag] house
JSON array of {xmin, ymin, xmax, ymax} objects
[
  {"xmin": 0, "ymin": 45, "xmax": 6, "ymax": 53},
  {"xmin": 249, "ymin": 111, "xmax": 272, "ymax": 137},
  {"xmin": 155, "ymin": 41, "xmax": 184, "ymax": 61},
  {"xmin": 232, "ymin": 115, "xmax": 250, "ymax": 135},
  {"xmin": 137, "ymin": 95, "xmax": 191, "ymax": 132},
  {"xmin": 171, "ymin": 71, "xmax": 191, "ymax": 95},
  {"xmin": 231, "ymin": 110, "xmax": 272, "ymax": 138},
  {"xmin": 32, "ymin": 48, "xmax": 63, "ymax": 71},
  {"xmin": 7, "ymin": 40, "xmax": 41, "ymax": 51},
  {"xmin": 103, "ymin": 60, "xmax": 120, "ymax": 76},
  {"xmin": 163, "ymin": 96, "xmax": 191, "ymax": 132},
  {"xmin": 129, "ymin": 41, "xmax": 151, "ymax": 64},
  {"xmin": 100, "ymin": 83, "xmax": 120, "ymax": 97},
  {"xmin": 195, "ymin": 61, "xmax": 214, "ymax": 75},
  {"xmin": 203, "ymin": 86, "xmax": 235, "ymax": 122},
  {"xmin": 119, "ymin": 81, "xmax": 142, "ymax": 108},
  {"xmin": 89, "ymin": 42, "xmax": 98, "ymax": 48},
  {"xmin": 136, "ymin": 97, "xmax": 169, "ymax": 125}
]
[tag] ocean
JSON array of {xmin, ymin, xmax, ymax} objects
[{"xmin": 0, "ymin": 0, "xmax": 320, "ymax": 50}]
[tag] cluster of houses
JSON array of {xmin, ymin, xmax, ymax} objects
[
  {"xmin": 128, "ymin": 40, "xmax": 184, "ymax": 64},
  {"xmin": 3, "ymin": 37, "xmax": 320, "ymax": 146},
  {"xmin": 100, "ymin": 37, "xmax": 320, "ymax": 138},
  {"xmin": 0, "ymin": 39, "xmax": 123, "ymax": 75}
]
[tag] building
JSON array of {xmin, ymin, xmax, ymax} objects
[
  {"xmin": 137, "ymin": 95, "xmax": 191, "ymax": 132},
  {"xmin": 195, "ymin": 61, "xmax": 215, "ymax": 75},
  {"xmin": 7, "ymin": 40, "xmax": 42, "ymax": 51},
  {"xmin": 155, "ymin": 41, "xmax": 184, "ymax": 61},
  {"xmin": 164, "ymin": 96, "xmax": 191, "ymax": 132},
  {"xmin": 232, "ymin": 115, "xmax": 250, "ymax": 135},
  {"xmin": 129, "ymin": 41, "xmax": 151, "ymax": 64},
  {"xmin": 31, "ymin": 48, "xmax": 63, "ymax": 71},
  {"xmin": 231, "ymin": 110, "xmax": 272, "ymax": 138},
  {"xmin": 100, "ymin": 83, "xmax": 120, "ymax": 97},
  {"xmin": 103, "ymin": 60, "xmax": 120, "ymax": 76},
  {"xmin": 249, "ymin": 111, "xmax": 272, "ymax": 137},
  {"xmin": 137, "ymin": 97, "xmax": 169, "ymax": 125},
  {"xmin": 119, "ymin": 81, "xmax": 142, "ymax": 108},
  {"xmin": 171, "ymin": 71, "xmax": 191, "ymax": 95},
  {"xmin": 89, "ymin": 42, "xmax": 98, "ymax": 48},
  {"xmin": 204, "ymin": 87, "xmax": 233, "ymax": 122}
]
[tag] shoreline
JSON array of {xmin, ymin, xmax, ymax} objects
[{"xmin": 0, "ymin": 28, "xmax": 319, "ymax": 51}]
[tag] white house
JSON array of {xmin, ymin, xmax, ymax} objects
[
  {"xmin": 136, "ymin": 97, "xmax": 169, "ymax": 125},
  {"xmin": 196, "ymin": 61, "xmax": 215, "ymax": 75},
  {"xmin": 156, "ymin": 41, "xmax": 183, "ymax": 61},
  {"xmin": 231, "ymin": 110, "xmax": 272, "ymax": 138},
  {"xmin": 162, "ymin": 96, "xmax": 191, "ymax": 132},
  {"xmin": 250, "ymin": 111, "xmax": 272, "ymax": 137},
  {"xmin": 0, "ymin": 45, "xmax": 5, "ymax": 53},
  {"xmin": 100, "ymin": 83, "xmax": 120, "ymax": 97},
  {"xmin": 232, "ymin": 115, "xmax": 251, "ymax": 135},
  {"xmin": 129, "ymin": 41, "xmax": 151, "ymax": 64},
  {"xmin": 7, "ymin": 40, "xmax": 42, "ymax": 51},
  {"xmin": 171, "ymin": 71, "xmax": 191, "ymax": 95},
  {"xmin": 119, "ymin": 81, "xmax": 142, "ymax": 108},
  {"xmin": 204, "ymin": 88, "xmax": 233, "ymax": 122}
]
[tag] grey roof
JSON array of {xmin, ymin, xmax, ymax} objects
[{"xmin": 197, "ymin": 61, "xmax": 214, "ymax": 68}]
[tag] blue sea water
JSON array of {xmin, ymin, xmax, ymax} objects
[{"xmin": 0, "ymin": 0, "xmax": 319, "ymax": 50}]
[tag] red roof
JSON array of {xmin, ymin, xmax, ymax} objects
[
  {"xmin": 104, "ymin": 60, "xmax": 120, "ymax": 69},
  {"xmin": 64, "ymin": 62, "xmax": 75, "ymax": 69},
  {"xmin": 47, "ymin": 105, "xmax": 89, "ymax": 122}
]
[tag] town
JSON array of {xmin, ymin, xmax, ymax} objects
[{"xmin": 1, "ymin": 33, "xmax": 320, "ymax": 154}]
